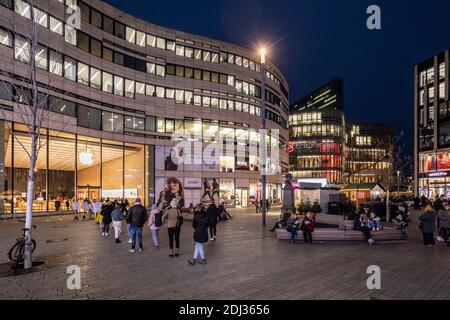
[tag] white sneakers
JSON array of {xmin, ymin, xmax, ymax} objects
[
  {"xmin": 128, "ymin": 239, "xmax": 132, "ymax": 243},
  {"xmin": 210, "ymin": 236, "xmax": 216, "ymax": 241},
  {"xmin": 368, "ymin": 239, "xmax": 375, "ymax": 245},
  {"xmin": 101, "ymin": 232, "xmax": 105, "ymax": 236},
  {"xmin": 129, "ymin": 249, "xmax": 136, "ymax": 253},
  {"xmin": 437, "ymin": 236, "xmax": 445, "ymax": 242}
]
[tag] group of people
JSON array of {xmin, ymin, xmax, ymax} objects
[
  {"xmin": 255, "ymin": 199, "xmax": 271, "ymax": 213},
  {"xmin": 418, "ymin": 194, "xmax": 450, "ymax": 246},
  {"xmin": 285, "ymin": 212, "xmax": 316, "ymax": 244},
  {"xmin": 95, "ymin": 177, "xmax": 232, "ymax": 265}
]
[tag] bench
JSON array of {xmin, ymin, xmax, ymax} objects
[{"xmin": 276, "ymin": 227, "xmax": 404, "ymax": 242}]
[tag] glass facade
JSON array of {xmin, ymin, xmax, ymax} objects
[{"xmin": 0, "ymin": 121, "xmax": 154, "ymax": 217}]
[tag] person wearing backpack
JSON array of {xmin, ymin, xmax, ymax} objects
[
  {"xmin": 206, "ymin": 203, "xmax": 219, "ymax": 241},
  {"xmin": 111, "ymin": 202, "xmax": 125, "ymax": 243},
  {"xmin": 188, "ymin": 203, "xmax": 209, "ymax": 265},
  {"xmin": 126, "ymin": 198, "xmax": 148, "ymax": 253},
  {"xmin": 148, "ymin": 204, "xmax": 162, "ymax": 249}
]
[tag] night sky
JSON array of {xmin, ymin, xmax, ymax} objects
[{"xmin": 105, "ymin": 0, "xmax": 450, "ymax": 159}]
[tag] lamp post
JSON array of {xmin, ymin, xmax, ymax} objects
[
  {"xmin": 260, "ymin": 47, "xmax": 267, "ymax": 227},
  {"xmin": 397, "ymin": 170, "xmax": 400, "ymax": 197}
]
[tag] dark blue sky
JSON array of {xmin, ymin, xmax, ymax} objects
[{"xmin": 106, "ymin": 0, "xmax": 450, "ymax": 156}]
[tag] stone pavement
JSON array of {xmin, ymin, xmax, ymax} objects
[{"xmin": 0, "ymin": 207, "xmax": 449, "ymax": 300}]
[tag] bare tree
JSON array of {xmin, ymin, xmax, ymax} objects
[{"xmin": 0, "ymin": 0, "xmax": 71, "ymax": 269}]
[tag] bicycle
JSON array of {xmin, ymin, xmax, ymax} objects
[{"xmin": 8, "ymin": 220, "xmax": 36, "ymax": 274}]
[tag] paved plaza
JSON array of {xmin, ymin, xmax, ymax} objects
[{"xmin": 0, "ymin": 208, "xmax": 449, "ymax": 300}]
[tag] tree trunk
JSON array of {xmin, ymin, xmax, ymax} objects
[{"xmin": 24, "ymin": 136, "xmax": 36, "ymax": 270}]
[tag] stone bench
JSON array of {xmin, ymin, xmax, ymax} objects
[{"xmin": 276, "ymin": 227, "xmax": 404, "ymax": 242}]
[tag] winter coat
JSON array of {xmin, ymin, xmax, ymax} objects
[
  {"xmin": 192, "ymin": 210, "xmax": 209, "ymax": 243},
  {"xmin": 157, "ymin": 189, "xmax": 184, "ymax": 212},
  {"xmin": 111, "ymin": 208, "xmax": 124, "ymax": 221},
  {"xmin": 162, "ymin": 207, "xmax": 181, "ymax": 229},
  {"xmin": 126, "ymin": 204, "xmax": 148, "ymax": 228},
  {"xmin": 433, "ymin": 198, "xmax": 444, "ymax": 212},
  {"xmin": 301, "ymin": 217, "xmax": 316, "ymax": 233},
  {"xmin": 437, "ymin": 209, "xmax": 450, "ymax": 229},
  {"xmin": 206, "ymin": 204, "xmax": 219, "ymax": 226},
  {"xmin": 419, "ymin": 211, "xmax": 437, "ymax": 234},
  {"xmin": 101, "ymin": 204, "xmax": 113, "ymax": 224}
]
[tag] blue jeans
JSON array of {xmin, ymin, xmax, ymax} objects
[
  {"xmin": 193, "ymin": 242, "xmax": 205, "ymax": 260},
  {"xmin": 290, "ymin": 228, "xmax": 297, "ymax": 241},
  {"xmin": 130, "ymin": 226, "xmax": 143, "ymax": 249}
]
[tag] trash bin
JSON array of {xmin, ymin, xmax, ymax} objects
[{"xmin": 328, "ymin": 201, "xmax": 343, "ymax": 215}]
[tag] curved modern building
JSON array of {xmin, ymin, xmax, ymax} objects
[{"xmin": 0, "ymin": 0, "xmax": 289, "ymax": 216}]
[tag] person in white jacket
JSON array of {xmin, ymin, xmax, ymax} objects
[{"xmin": 148, "ymin": 205, "xmax": 161, "ymax": 249}]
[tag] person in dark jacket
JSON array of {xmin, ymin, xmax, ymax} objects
[
  {"xmin": 419, "ymin": 206, "xmax": 437, "ymax": 246},
  {"xmin": 433, "ymin": 195, "xmax": 445, "ymax": 212},
  {"xmin": 206, "ymin": 203, "xmax": 219, "ymax": 241},
  {"xmin": 111, "ymin": 202, "xmax": 125, "ymax": 243},
  {"xmin": 188, "ymin": 203, "xmax": 209, "ymax": 265},
  {"xmin": 300, "ymin": 212, "xmax": 316, "ymax": 244},
  {"xmin": 100, "ymin": 200, "xmax": 113, "ymax": 237},
  {"xmin": 126, "ymin": 198, "xmax": 148, "ymax": 252}
]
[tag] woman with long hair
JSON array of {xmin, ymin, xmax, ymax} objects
[{"xmin": 160, "ymin": 177, "xmax": 185, "ymax": 257}]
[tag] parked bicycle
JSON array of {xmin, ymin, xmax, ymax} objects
[{"xmin": 8, "ymin": 220, "xmax": 36, "ymax": 274}]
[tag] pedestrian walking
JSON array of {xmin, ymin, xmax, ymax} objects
[
  {"xmin": 148, "ymin": 204, "xmax": 162, "ymax": 249},
  {"xmin": 100, "ymin": 199, "xmax": 113, "ymax": 237},
  {"xmin": 206, "ymin": 203, "xmax": 219, "ymax": 241},
  {"xmin": 188, "ymin": 203, "xmax": 209, "ymax": 265},
  {"xmin": 126, "ymin": 198, "xmax": 148, "ymax": 253},
  {"xmin": 419, "ymin": 206, "xmax": 437, "ymax": 246},
  {"xmin": 437, "ymin": 206, "xmax": 450, "ymax": 243},
  {"xmin": 255, "ymin": 201, "xmax": 261, "ymax": 214},
  {"xmin": 111, "ymin": 202, "xmax": 125, "ymax": 243}
]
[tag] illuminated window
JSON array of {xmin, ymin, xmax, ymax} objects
[
  {"xmin": 49, "ymin": 16, "xmax": 63, "ymax": 35},
  {"xmin": 126, "ymin": 27, "xmax": 136, "ymax": 43},
  {"xmin": 14, "ymin": 36, "xmax": 29, "ymax": 63},
  {"xmin": 77, "ymin": 62, "xmax": 89, "ymax": 86},
  {"xmin": 15, "ymin": 0, "xmax": 30, "ymax": 19},
  {"xmin": 90, "ymin": 67, "xmax": 101, "ymax": 90},
  {"xmin": 102, "ymin": 72, "xmax": 113, "ymax": 93}
]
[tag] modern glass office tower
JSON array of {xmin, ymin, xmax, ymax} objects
[
  {"xmin": 289, "ymin": 78, "xmax": 393, "ymax": 188},
  {"xmin": 0, "ymin": 0, "xmax": 289, "ymax": 216},
  {"xmin": 346, "ymin": 123, "xmax": 393, "ymax": 187},
  {"xmin": 289, "ymin": 78, "xmax": 346, "ymax": 186},
  {"xmin": 414, "ymin": 49, "xmax": 449, "ymax": 198}
]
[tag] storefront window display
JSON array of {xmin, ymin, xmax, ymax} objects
[
  {"xmin": 124, "ymin": 143, "xmax": 145, "ymax": 203},
  {"xmin": 219, "ymin": 179, "xmax": 235, "ymax": 206},
  {"xmin": 7, "ymin": 123, "xmax": 47, "ymax": 213},
  {"xmin": 101, "ymin": 139, "xmax": 124, "ymax": 200},
  {"xmin": 0, "ymin": 123, "xmax": 152, "ymax": 216}
]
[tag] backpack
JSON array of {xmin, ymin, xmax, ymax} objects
[
  {"xmin": 154, "ymin": 211, "xmax": 163, "ymax": 228},
  {"xmin": 176, "ymin": 209, "xmax": 184, "ymax": 228}
]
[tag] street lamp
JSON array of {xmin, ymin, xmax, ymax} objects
[
  {"xmin": 397, "ymin": 170, "xmax": 400, "ymax": 197},
  {"xmin": 260, "ymin": 47, "xmax": 267, "ymax": 227}
]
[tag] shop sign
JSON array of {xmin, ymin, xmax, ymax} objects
[
  {"xmin": 184, "ymin": 178, "xmax": 202, "ymax": 189},
  {"xmin": 426, "ymin": 171, "xmax": 449, "ymax": 178}
]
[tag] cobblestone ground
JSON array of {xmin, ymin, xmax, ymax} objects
[{"xmin": 0, "ymin": 207, "xmax": 449, "ymax": 300}]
